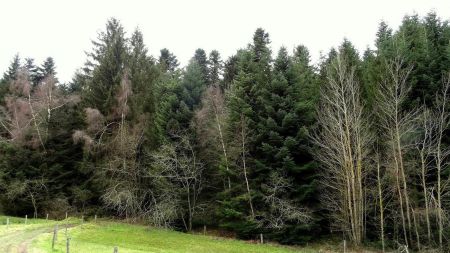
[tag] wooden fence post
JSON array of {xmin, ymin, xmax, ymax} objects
[
  {"xmin": 94, "ymin": 214, "xmax": 97, "ymax": 223},
  {"xmin": 66, "ymin": 237, "xmax": 71, "ymax": 253},
  {"xmin": 46, "ymin": 213, "xmax": 49, "ymax": 220},
  {"xmin": 6, "ymin": 218, "xmax": 9, "ymax": 228},
  {"xmin": 203, "ymin": 225, "xmax": 206, "ymax": 235},
  {"xmin": 344, "ymin": 239, "xmax": 347, "ymax": 253},
  {"xmin": 52, "ymin": 225, "xmax": 58, "ymax": 250},
  {"xmin": 260, "ymin": 233, "xmax": 264, "ymax": 244},
  {"xmin": 65, "ymin": 212, "xmax": 68, "ymax": 220},
  {"xmin": 25, "ymin": 215, "xmax": 27, "ymax": 224},
  {"xmin": 113, "ymin": 246, "xmax": 118, "ymax": 253}
]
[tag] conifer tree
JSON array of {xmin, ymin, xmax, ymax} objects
[{"xmin": 159, "ymin": 48, "xmax": 179, "ymax": 72}]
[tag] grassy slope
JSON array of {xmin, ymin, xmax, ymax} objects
[
  {"xmin": 33, "ymin": 221, "xmax": 315, "ymax": 253},
  {"xmin": 0, "ymin": 216, "xmax": 79, "ymax": 253}
]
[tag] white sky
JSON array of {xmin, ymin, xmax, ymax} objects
[{"xmin": 1, "ymin": 0, "xmax": 450, "ymax": 83}]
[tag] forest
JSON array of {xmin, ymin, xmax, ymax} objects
[{"xmin": 1, "ymin": 11, "xmax": 450, "ymax": 252}]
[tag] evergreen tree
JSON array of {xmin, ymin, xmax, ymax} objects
[
  {"xmin": 222, "ymin": 54, "xmax": 239, "ymax": 90},
  {"xmin": 3, "ymin": 54, "xmax": 21, "ymax": 81},
  {"xmin": 159, "ymin": 48, "xmax": 179, "ymax": 72},
  {"xmin": 128, "ymin": 28, "xmax": 160, "ymax": 148},
  {"xmin": 24, "ymin": 58, "xmax": 41, "ymax": 86},
  {"xmin": 193, "ymin": 48, "xmax": 209, "ymax": 85},
  {"xmin": 208, "ymin": 50, "xmax": 222, "ymax": 85},
  {"xmin": 40, "ymin": 57, "xmax": 57, "ymax": 79},
  {"xmin": 82, "ymin": 18, "xmax": 129, "ymax": 115}
]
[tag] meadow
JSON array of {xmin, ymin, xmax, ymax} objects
[{"xmin": 0, "ymin": 216, "xmax": 320, "ymax": 253}]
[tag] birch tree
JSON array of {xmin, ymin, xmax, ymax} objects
[
  {"xmin": 376, "ymin": 58, "xmax": 418, "ymax": 246},
  {"xmin": 432, "ymin": 75, "xmax": 450, "ymax": 248},
  {"xmin": 313, "ymin": 53, "xmax": 371, "ymax": 245}
]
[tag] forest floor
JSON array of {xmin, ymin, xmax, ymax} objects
[{"xmin": 0, "ymin": 215, "xmax": 379, "ymax": 253}]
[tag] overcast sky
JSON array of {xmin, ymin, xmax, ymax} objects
[{"xmin": 1, "ymin": 0, "xmax": 450, "ymax": 83}]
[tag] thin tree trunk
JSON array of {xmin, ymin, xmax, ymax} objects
[
  {"xmin": 419, "ymin": 146, "xmax": 431, "ymax": 242},
  {"xmin": 412, "ymin": 209, "xmax": 420, "ymax": 250},
  {"xmin": 395, "ymin": 122, "xmax": 413, "ymax": 244},
  {"xmin": 28, "ymin": 94, "xmax": 46, "ymax": 151},
  {"xmin": 376, "ymin": 155, "xmax": 385, "ymax": 252},
  {"xmin": 241, "ymin": 115, "xmax": 254, "ymax": 218},
  {"xmin": 213, "ymin": 105, "xmax": 231, "ymax": 190},
  {"xmin": 392, "ymin": 139, "xmax": 408, "ymax": 246}
]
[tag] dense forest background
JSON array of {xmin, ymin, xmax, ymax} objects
[{"xmin": 1, "ymin": 11, "xmax": 450, "ymax": 251}]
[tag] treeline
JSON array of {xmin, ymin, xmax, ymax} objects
[{"xmin": 0, "ymin": 12, "xmax": 450, "ymax": 251}]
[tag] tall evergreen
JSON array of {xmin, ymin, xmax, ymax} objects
[
  {"xmin": 193, "ymin": 48, "xmax": 209, "ymax": 85},
  {"xmin": 82, "ymin": 18, "xmax": 129, "ymax": 115},
  {"xmin": 208, "ymin": 50, "xmax": 222, "ymax": 85},
  {"xmin": 159, "ymin": 48, "xmax": 179, "ymax": 72},
  {"xmin": 3, "ymin": 54, "xmax": 21, "ymax": 81}
]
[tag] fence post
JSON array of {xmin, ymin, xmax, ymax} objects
[
  {"xmin": 203, "ymin": 225, "xmax": 206, "ymax": 235},
  {"xmin": 46, "ymin": 213, "xmax": 49, "ymax": 220},
  {"xmin": 94, "ymin": 214, "xmax": 97, "ymax": 223},
  {"xmin": 52, "ymin": 225, "xmax": 58, "ymax": 250},
  {"xmin": 66, "ymin": 237, "xmax": 71, "ymax": 253},
  {"xmin": 65, "ymin": 212, "xmax": 68, "ymax": 220},
  {"xmin": 344, "ymin": 239, "xmax": 347, "ymax": 253},
  {"xmin": 260, "ymin": 233, "xmax": 264, "ymax": 244},
  {"xmin": 6, "ymin": 218, "xmax": 9, "ymax": 229},
  {"xmin": 25, "ymin": 215, "xmax": 27, "ymax": 225},
  {"xmin": 113, "ymin": 246, "xmax": 118, "ymax": 253}
]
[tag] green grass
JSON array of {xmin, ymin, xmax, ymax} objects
[
  {"xmin": 31, "ymin": 220, "xmax": 315, "ymax": 253},
  {"xmin": 0, "ymin": 215, "xmax": 318, "ymax": 252},
  {"xmin": 0, "ymin": 215, "xmax": 79, "ymax": 253}
]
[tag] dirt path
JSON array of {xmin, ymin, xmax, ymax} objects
[{"xmin": 0, "ymin": 223, "xmax": 76, "ymax": 253}]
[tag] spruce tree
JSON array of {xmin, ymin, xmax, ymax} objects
[
  {"xmin": 193, "ymin": 48, "xmax": 209, "ymax": 85},
  {"xmin": 208, "ymin": 50, "xmax": 222, "ymax": 85},
  {"xmin": 82, "ymin": 18, "xmax": 129, "ymax": 115},
  {"xmin": 159, "ymin": 48, "xmax": 179, "ymax": 72},
  {"xmin": 3, "ymin": 54, "xmax": 21, "ymax": 81}
]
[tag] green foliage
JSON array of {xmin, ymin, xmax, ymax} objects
[{"xmin": 2, "ymin": 12, "xmax": 450, "ymax": 249}]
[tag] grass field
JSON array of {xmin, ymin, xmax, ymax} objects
[{"xmin": 0, "ymin": 215, "xmax": 319, "ymax": 253}]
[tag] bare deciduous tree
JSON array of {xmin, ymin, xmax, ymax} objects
[
  {"xmin": 150, "ymin": 133, "xmax": 205, "ymax": 231},
  {"xmin": 195, "ymin": 85, "xmax": 231, "ymax": 190},
  {"xmin": 432, "ymin": 75, "xmax": 450, "ymax": 248},
  {"xmin": 1, "ymin": 68, "xmax": 76, "ymax": 150},
  {"xmin": 312, "ymin": 54, "xmax": 372, "ymax": 245},
  {"xmin": 74, "ymin": 71, "xmax": 148, "ymax": 220},
  {"xmin": 259, "ymin": 171, "xmax": 311, "ymax": 229},
  {"xmin": 376, "ymin": 58, "xmax": 418, "ymax": 246}
]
